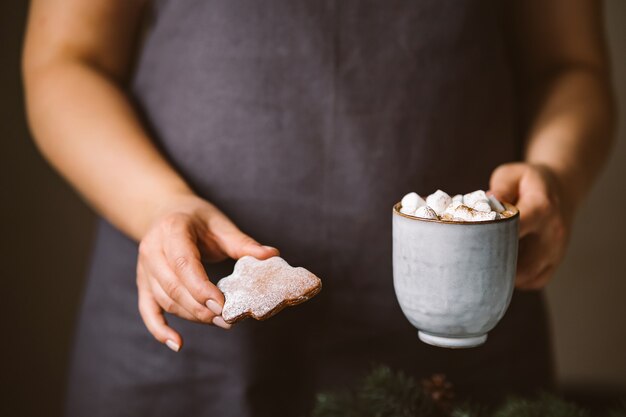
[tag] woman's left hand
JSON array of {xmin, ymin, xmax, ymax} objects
[{"xmin": 489, "ymin": 162, "xmax": 574, "ymax": 290}]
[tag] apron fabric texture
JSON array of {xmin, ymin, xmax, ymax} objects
[{"xmin": 65, "ymin": 1, "xmax": 554, "ymax": 416}]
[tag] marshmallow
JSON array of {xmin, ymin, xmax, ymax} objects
[
  {"xmin": 448, "ymin": 199, "xmax": 463, "ymax": 210},
  {"xmin": 400, "ymin": 192, "xmax": 426, "ymax": 214},
  {"xmin": 463, "ymin": 190, "xmax": 489, "ymax": 208},
  {"xmin": 442, "ymin": 204, "xmax": 497, "ymax": 222},
  {"xmin": 426, "ymin": 190, "xmax": 452, "ymax": 215},
  {"xmin": 442, "ymin": 200, "xmax": 463, "ymax": 217},
  {"xmin": 473, "ymin": 200, "xmax": 492, "ymax": 213},
  {"xmin": 414, "ymin": 205, "xmax": 439, "ymax": 220},
  {"xmin": 488, "ymin": 194, "xmax": 505, "ymax": 213},
  {"xmin": 398, "ymin": 189, "xmax": 514, "ymax": 222}
]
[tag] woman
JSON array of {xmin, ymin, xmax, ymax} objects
[{"xmin": 23, "ymin": 1, "xmax": 614, "ymax": 416}]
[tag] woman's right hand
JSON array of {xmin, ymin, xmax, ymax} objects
[{"xmin": 136, "ymin": 194, "xmax": 279, "ymax": 352}]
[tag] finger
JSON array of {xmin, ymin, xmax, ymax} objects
[
  {"xmin": 516, "ymin": 192, "xmax": 551, "ymax": 237},
  {"xmin": 515, "ymin": 234, "xmax": 551, "ymax": 288},
  {"xmin": 517, "ymin": 265, "xmax": 555, "ymax": 291},
  {"xmin": 220, "ymin": 232, "xmax": 279, "ymax": 260},
  {"xmin": 138, "ymin": 291, "xmax": 184, "ymax": 352},
  {"xmin": 163, "ymin": 232, "xmax": 227, "ymax": 309},
  {"xmin": 150, "ymin": 277, "xmax": 232, "ymax": 330},
  {"xmin": 146, "ymin": 252, "xmax": 217, "ymax": 324},
  {"xmin": 205, "ymin": 211, "xmax": 280, "ymax": 260},
  {"xmin": 148, "ymin": 276, "xmax": 199, "ymax": 322},
  {"xmin": 137, "ymin": 265, "xmax": 183, "ymax": 351},
  {"xmin": 489, "ymin": 163, "xmax": 525, "ymax": 203}
]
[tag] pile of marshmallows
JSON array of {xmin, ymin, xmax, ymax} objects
[{"xmin": 399, "ymin": 189, "xmax": 513, "ymax": 222}]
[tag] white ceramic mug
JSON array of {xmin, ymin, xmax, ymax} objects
[{"xmin": 392, "ymin": 202, "xmax": 519, "ymax": 348}]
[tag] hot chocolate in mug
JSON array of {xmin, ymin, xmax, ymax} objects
[{"xmin": 392, "ymin": 201, "xmax": 519, "ymax": 348}]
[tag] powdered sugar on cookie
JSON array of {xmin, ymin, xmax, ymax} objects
[{"xmin": 217, "ymin": 256, "xmax": 322, "ymax": 324}]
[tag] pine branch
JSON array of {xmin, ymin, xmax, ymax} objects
[
  {"xmin": 311, "ymin": 392, "xmax": 355, "ymax": 417},
  {"xmin": 355, "ymin": 366, "xmax": 438, "ymax": 417},
  {"xmin": 492, "ymin": 394, "xmax": 589, "ymax": 417},
  {"xmin": 310, "ymin": 365, "xmax": 441, "ymax": 417},
  {"xmin": 451, "ymin": 403, "xmax": 492, "ymax": 417},
  {"xmin": 310, "ymin": 365, "xmax": 619, "ymax": 417}
]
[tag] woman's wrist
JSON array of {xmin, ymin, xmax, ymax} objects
[{"xmin": 143, "ymin": 189, "xmax": 200, "ymax": 231}]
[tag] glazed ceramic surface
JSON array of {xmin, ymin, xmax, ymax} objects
[{"xmin": 392, "ymin": 203, "xmax": 519, "ymax": 348}]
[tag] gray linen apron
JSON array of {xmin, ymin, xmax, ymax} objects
[{"xmin": 65, "ymin": 1, "xmax": 554, "ymax": 416}]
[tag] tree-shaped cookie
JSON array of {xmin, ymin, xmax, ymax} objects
[{"xmin": 217, "ymin": 256, "xmax": 322, "ymax": 324}]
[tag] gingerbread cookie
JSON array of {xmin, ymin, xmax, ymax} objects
[{"xmin": 217, "ymin": 256, "xmax": 322, "ymax": 324}]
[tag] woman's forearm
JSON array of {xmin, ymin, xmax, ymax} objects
[
  {"xmin": 523, "ymin": 65, "xmax": 615, "ymax": 209},
  {"xmin": 510, "ymin": 0, "xmax": 615, "ymax": 210},
  {"xmin": 24, "ymin": 59, "xmax": 194, "ymax": 241}
]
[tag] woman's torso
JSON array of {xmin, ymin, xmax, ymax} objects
[{"xmin": 65, "ymin": 2, "xmax": 552, "ymax": 416}]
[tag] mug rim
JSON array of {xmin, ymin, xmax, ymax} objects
[{"xmin": 392, "ymin": 202, "xmax": 519, "ymax": 225}]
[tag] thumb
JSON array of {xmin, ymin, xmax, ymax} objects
[
  {"xmin": 489, "ymin": 163, "xmax": 526, "ymax": 204},
  {"xmin": 218, "ymin": 229, "xmax": 279, "ymax": 260}
]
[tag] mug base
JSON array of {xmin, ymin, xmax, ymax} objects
[{"xmin": 418, "ymin": 331, "xmax": 487, "ymax": 348}]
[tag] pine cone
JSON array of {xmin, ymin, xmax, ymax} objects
[{"xmin": 422, "ymin": 373, "xmax": 455, "ymax": 413}]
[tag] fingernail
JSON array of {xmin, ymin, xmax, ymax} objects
[
  {"xmin": 165, "ymin": 339, "xmax": 180, "ymax": 352},
  {"xmin": 206, "ymin": 299, "xmax": 223, "ymax": 315},
  {"xmin": 262, "ymin": 245, "xmax": 277, "ymax": 252},
  {"xmin": 212, "ymin": 316, "xmax": 232, "ymax": 330}
]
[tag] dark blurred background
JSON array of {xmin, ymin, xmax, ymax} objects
[{"xmin": 2, "ymin": 1, "xmax": 625, "ymax": 416}]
